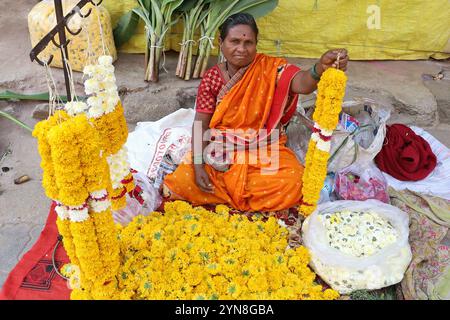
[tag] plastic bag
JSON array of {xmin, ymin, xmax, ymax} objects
[
  {"xmin": 328, "ymin": 99, "xmax": 391, "ymax": 172},
  {"xmin": 302, "ymin": 200, "xmax": 412, "ymax": 294},
  {"xmin": 113, "ymin": 171, "xmax": 162, "ymax": 226},
  {"xmin": 126, "ymin": 109, "xmax": 195, "ymax": 186},
  {"xmin": 335, "ymin": 161, "xmax": 389, "ymax": 203},
  {"xmin": 290, "ymin": 98, "xmax": 391, "ymax": 173},
  {"xmin": 28, "ymin": 0, "xmax": 117, "ymax": 72},
  {"xmin": 286, "ymin": 110, "xmax": 313, "ymax": 166},
  {"xmin": 318, "ymin": 173, "xmax": 336, "ymax": 204}
]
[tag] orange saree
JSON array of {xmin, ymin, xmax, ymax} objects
[{"xmin": 164, "ymin": 54, "xmax": 304, "ymax": 212}]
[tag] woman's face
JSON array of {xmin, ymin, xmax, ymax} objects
[{"xmin": 220, "ymin": 24, "xmax": 257, "ymax": 69}]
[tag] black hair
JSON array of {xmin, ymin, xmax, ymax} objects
[{"xmin": 219, "ymin": 13, "xmax": 259, "ymax": 41}]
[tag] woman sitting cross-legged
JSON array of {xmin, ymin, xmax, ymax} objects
[{"xmin": 164, "ymin": 13, "xmax": 348, "ymax": 212}]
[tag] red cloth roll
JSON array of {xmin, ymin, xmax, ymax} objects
[{"xmin": 375, "ymin": 124, "xmax": 437, "ymax": 181}]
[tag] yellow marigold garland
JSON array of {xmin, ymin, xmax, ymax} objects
[
  {"xmin": 122, "ymin": 172, "xmax": 135, "ymax": 193},
  {"xmin": 55, "ymin": 217, "xmax": 79, "ymax": 267},
  {"xmin": 32, "ymin": 111, "xmax": 70, "ymax": 200},
  {"xmin": 34, "ymin": 110, "xmax": 121, "ymax": 300},
  {"xmin": 91, "ymin": 208, "xmax": 121, "ymax": 281},
  {"xmin": 90, "ymin": 103, "xmax": 131, "ymax": 211},
  {"xmin": 69, "ymin": 217, "xmax": 105, "ymax": 285},
  {"xmin": 91, "ymin": 102, "xmax": 128, "ymax": 156},
  {"xmin": 300, "ymin": 68, "xmax": 347, "ymax": 216},
  {"xmin": 46, "ymin": 115, "xmax": 89, "ymax": 206},
  {"xmin": 82, "ymin": 55, "xmax": 135, "ymax": 212},
  {"xmin": 111, "ymin": 187, "xmax": 127, "ymax": 211},
  {"xmin": 79, "ymin": 120, "xmax": 111, "ymax": 193}
]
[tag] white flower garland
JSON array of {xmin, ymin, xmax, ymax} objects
[
  {"xmin": 311, "ymin": 124, "xmax": 332, "ymax": 152},
  {"xmin": 107, "ymin": 146, "xmax": 132, "ymax": 189},
  {"xmin": 65, "ymin": 101, "xmax": 89, "ymax": 117},
  {"xmin": 88, "ymin": 189, "xmax": 111, "ymax": 213},
  {"xmin": 83, "ymin": 55, "xmax": 120, "ymax": 119},
  {"xmin": 55, "ymin": 204, "xmax": 70, "ymax": 220},
  {"xmin": 57, "ymin": 204, "xmax": 90, "ymax": 222}
]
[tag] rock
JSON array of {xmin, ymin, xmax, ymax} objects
[
  {"xmin": 32, "ymin": 104, "xmax": 50, "ymax": 120},
  {"xmin": 176, "ymin": 87, "xmax": 198, "ymax": 108},
  {"xmin": 0, "ymin": 105, "xmax": 16, "ymax": 116},
  {"xmin": 14, "ymin": 174, "xmax": 30, "ymax": 185},
  {"xmin": 423, "ymin": 79, "xmax": 450, "ymax": 124},
  {"xmin": 122, "ymin": 85, "xmax": 197, "ymax": 124}
]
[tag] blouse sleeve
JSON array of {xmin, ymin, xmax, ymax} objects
[{"xmin": 195, "ymin": 66, "xmax": 224, "ymax": 114}]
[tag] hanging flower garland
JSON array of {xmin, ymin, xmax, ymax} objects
[
  {"xmin": 33, "ymin": 112, "xmax": 120, "ymax": 299},
  {"xmin": 83, "ymin": 55, "xmax": 134, "ymax": 211},
  {"xmin": 32, "ymin": 110, "xmax": 70, "ymax": 201},
  {"xmin": 300, "ymin": 68, "xmax": 347, "ymax": 216}
]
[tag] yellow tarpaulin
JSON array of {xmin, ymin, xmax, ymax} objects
[{"xmin": 103, "ymin": 0, "xmax": 450, "ymax": 60}]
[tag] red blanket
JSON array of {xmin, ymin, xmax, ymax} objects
[
  {"xmin": 375, "ymin": 124, "xmax": 437, "ymax": 181},
  {"xmin": 0, "ymin": 202, "xmax": 71, "ymax": 300}
]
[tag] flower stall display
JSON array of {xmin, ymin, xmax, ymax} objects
[
  {"xmin": 34, "ymin": 100, "xmax": 338, "ymax": 300},
  {"xmin": 300, "ymin": 68, "xmax": 347, "ymax": 216},
  {"xmin": 302, "ymin": 199, "xmax": 412, "ymax": 294},
  {"xmin": 82, "ymin": 55, "xmax": 134, "ymax": 211}
]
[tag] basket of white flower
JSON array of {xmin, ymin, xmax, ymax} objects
[{"xmin": 302, "ymin": 199, "xmax": 412, "ymax": 294}]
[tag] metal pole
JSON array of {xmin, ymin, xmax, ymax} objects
[{"xmin": 54, "ymin": 0, "xmax": 72, "ymax": 99}]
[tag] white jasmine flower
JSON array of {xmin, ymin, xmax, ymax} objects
[
  {"xmin": 83, "ymin": 64, "xmax": 96, "ymax": 77},
  {"xmin": 89, "ymin": 198, "xmax": 111, "ymax": 213},
  {"xmin": 55, "ymin": 205, "xmax": 69, "ymax": 220},
  {"xmin": 103, "ymin": 102, "xmax": 116, "ymax": 114},
  {"xmin": 103, "ymin": 74, "xmax": 116, "ymax": 83},
  {"xmin": 88, "ymin": 105, "xmax": 104, "ymax": 119},
  {"xmin": 84, "ymin": 78, "xmax": 100, "ymax": 95},
  {"xmin": 107, "ymin": 94, "xmax": 120, "ymax": 108},
  {"xmin": 101, "ymin": 81, "xmax": 118, "ymax": 93},
  {"xmin": 100, "ymin": 64, "xmax": 115, "ymax": 75},
  {"xmin": 65, "ymin": 101, "xmax": 88, "ymax": 116},
  {"xmin": 98, "ymin": 55, "xmax": 113, "ymax": 66},
  {"xmin": 96, "ymin": 91, "xmax": 109, "ymax": 101},
  {"xmin": 68, "ymin": 207, "xmax": 89, "ymax": 222},
  {"xmin": 87, "ymin": 96, "xmax": 103, "ymax": 109}
]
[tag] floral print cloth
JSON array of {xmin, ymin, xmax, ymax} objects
[{"xmin": 390, "ymin": 188, "xmax": 450, "ymax": 300}]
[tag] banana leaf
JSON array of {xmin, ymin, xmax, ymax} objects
[
  {"xmin": 0, "ymin": 90, "xmax": 77, "ymax": 103},
  {"xmin": 0, "ymin": 111, "xmax": 33, "ymax": 132},
  {"xmin": 113, "ymin": 10, "xmax": 140, "ymax": 48},
  {"xmin": 231, "ymin": 0, "xmax": 279, "ymax": 18},
  {"xmin": 193, "ymin": 0, "xmax": 279, "ymax": 78}
]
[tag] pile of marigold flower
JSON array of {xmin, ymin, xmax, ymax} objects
[{"xmin": 111, "ymin": 201, "xmax": 339, "ymax": 300}]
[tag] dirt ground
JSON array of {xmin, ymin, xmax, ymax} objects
[{"xmin": 0, "ymin": 0, "xmax": 449, "ymax": 288}]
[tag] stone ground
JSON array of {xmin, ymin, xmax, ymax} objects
[{"xmin": 0, "ymin": 0, "xmax": 449, "ymax": 288}]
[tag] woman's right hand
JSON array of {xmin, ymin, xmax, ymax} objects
[{"xmin": 194, "ymin": 164, "xmax": 215, "ymax": 194}]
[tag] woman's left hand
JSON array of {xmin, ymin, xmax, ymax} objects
[{"xmin": 318, "ymin": 48, "xmax": 349, "ymax": 72}]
